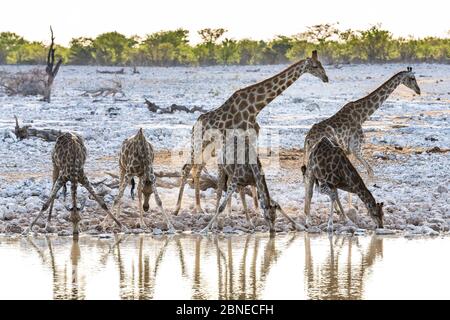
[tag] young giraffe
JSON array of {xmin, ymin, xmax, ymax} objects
[
  {"xmin": 174, "ymin": 50, "xmax": 329, "ymax": 215},
  {"xmin": 304, "ymin": 67, "xmax": 421, "ymax": 177},
  {"xmin": 25, "ymin": 132, "xmax": 123, "ymax": 236},
  {"xmin": 303, "ymin": 67, "xmax": 420, "ymax": 208},
  {"xmin": 202, "ymin": 147, "xmax": 303, "ymax": 233},
  {"xmin": 302, "ymin": 137, "xmax": 384, "ymax": 232},
  {"xmin": 111, "ymin": 128, "xmax": 174, "ymax": 231}
]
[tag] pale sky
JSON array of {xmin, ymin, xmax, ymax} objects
[{"xmin": 0, "ymin": 0, "xmax": 449, "ymax": 45}]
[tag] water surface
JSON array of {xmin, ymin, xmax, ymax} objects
[{"xmin": 0, "ymin": 233, "xmax": 448, "ymax": 300}]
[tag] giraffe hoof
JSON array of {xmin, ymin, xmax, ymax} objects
[
  {"xmin": 139, "ymin": 220, "xmax": 148, "ymax": 229},
  {"xmin": 193, "ymin": 207, "xmax": 205, "ymax": 215}
]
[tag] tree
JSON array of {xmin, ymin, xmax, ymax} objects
[
  {"xmin": 197, "ymin": 28, "xmax": 227, "ymax": 65},
  {"xmin": 358, "ymin": 25, "xmax": 394, "ymax": 62},
  {"xmin": 0, "ymin": 32, "xmax": 26, "ymax": 64},
  {"xmin": 299, "ymin": 23, "xmax": 339, "ymax": 44},
  {"xmin": 198, "ymin": 28, "xmax": 227, "ymax": 44},
  {"xmin": 217, "ymin": 38, "xmax": 239, "ymax": 64},
  {"xmin": 69, "ymin": 37, "xmax": 95, "ymax": 65},
  {"xmin": 262, "ymin": 36, "xmax": 293, "ymax": 64},
  {"xmin": 92, "ymin": 32, "xmax": 135, "ymax": 65},
  {"xmin": 139, "ymin": 29, "xmax": 191, "ymax": 66},
  {"xmin": 15, "ymin": 42, "xmax": 47, "ymax": 64},
  {"xmin": 237, "ymin": 39, "xmax": 264, "ymax": 65}
]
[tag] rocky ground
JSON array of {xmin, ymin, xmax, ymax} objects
[{"xmin": 0, "ymin": 64, "xmax": 449, "ymax": 237}]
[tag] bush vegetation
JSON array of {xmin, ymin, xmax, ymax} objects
[{"xmin": 1, "ymin": 24, "xmax": 449, "ymax": 66}]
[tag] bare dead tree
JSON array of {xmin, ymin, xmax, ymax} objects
[
  {"xmin": 81, "ymin": 79, "xmax": 125, "ymax": 98},
  {"xmin": 14, "ymin": 115, "xmax": 63, "ymax": 141},
  {"xmin": 43, "ymin": 26, "xmax": 63, "ymax": 103},
  {"xmin": 96, "ymin": 68, "xmax": 125, "ymax": 75},
  {"xmin": 144, "ymin": 99, "xmax": 207, "ymax": 114}
]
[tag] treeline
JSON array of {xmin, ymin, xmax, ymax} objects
[{"xmin": 1, "ymin": 24, "xmax": 449, "ymax": 66}]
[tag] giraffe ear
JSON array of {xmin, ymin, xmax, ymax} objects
[{"xmin": 311, "ymin": 50, "xmax": 318, "ymax": 61}]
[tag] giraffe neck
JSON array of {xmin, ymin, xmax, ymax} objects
[
  {"xmin": 353, "ymin": 180, "xmax": 376, "ymax": 210},
  {"xmin": 347, "ymin": 72, "xmax": 405, "ymax": 124},
  {"xmin": 241, "ymin": 59, "xmax": 308, "ymax": 116},
  {"xmin": 255, "ymin": 171, "xmax": 271, "ymax": 208}
]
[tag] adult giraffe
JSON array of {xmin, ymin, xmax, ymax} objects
[{"xmin": 173, "ymin": 50, "xmax": 329, "ymax": 215}]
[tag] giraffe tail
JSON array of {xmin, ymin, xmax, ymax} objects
[
  {"xmin": 301, "ymin": 165, "xmax": 307, "ymax": 177},
  {"xmin": 130, "ymin": 177, "xmax": 136, "ymax": 199}
]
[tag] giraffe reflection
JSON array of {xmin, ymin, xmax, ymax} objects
[
  {"xmin": 304, "ymin": 234, "xmax": 383, "ymax": 300},
  {"xmin": 23, "ymin": 234, "xmax": 384, "ymax": 299},
  {"xmin": 27, "ymin": 237, "xmax": 84, "ymax": 300},
  {"xmin": 104, "ymin": 234, "xmax": 294, "ymax": 300}
]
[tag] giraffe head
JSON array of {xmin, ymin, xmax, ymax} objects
[
  {"xmin": 401, "ymin": 67, "xmax": 421, "ymax": 95},
  {"xmin": 141, "ymin": 174, "xmax": 154, "ymax": 212},
  {"xmin": 304, "ymin": 50, "xmax": 329, "ymax": 83},
  {"xmin": 263, "ymin": 200, "xmax": 286, "ymax": 233},
  {"xmin": 368, "ymin": 202, "xmax": 384, "ymax": 228}
]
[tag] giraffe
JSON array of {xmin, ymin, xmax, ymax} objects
[
  {"xmin": 304, "ymin": 67, "xmax": 421, "ymax": 177},
  {"xmin": 201, "ymin": 148, "xmax": 303, "ymax": 234},
  {"xmin": 174, "ymin": 50, "xmax": 329, "ymax": 215},
  {"xmin": 24, "ymin": 132, "xmax": 124, "ymax": 236},
  {"xmin": 302, "ymin": 137, "xmax": 384, "ymax": 232},
  {"xmin": 110, "ymin": 128, "xmax": 174, "ymax": 232},
  {"xmin": 303, "ymin": 67, "xmax": 420, "ymax": 209}
]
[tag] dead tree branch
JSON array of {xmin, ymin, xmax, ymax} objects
[
  {"xmin": 0, "ymin": 27, "xmax": 61, "ymax": 102},
  {"xmin": 81, "ymin": 80, "xmax": 125, "ymax": 98},
  {"xmin": 43, "ymin": 26, "xmax": 63, "ymax": 103},
  {"xmin": 144, "ymin": 99, "xmax": 207, "ymax": 114},
  {"xmin": 14, "ymin": 116, "xmax": 63, "ymax": 142},
  {"xmin": 96, "ymin": 68, "xmax": 125, "ymax": 75}
]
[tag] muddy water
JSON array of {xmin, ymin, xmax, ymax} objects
[{"xmin": 0, "ymin": 234, "xmax": 449, "ymax": 300}]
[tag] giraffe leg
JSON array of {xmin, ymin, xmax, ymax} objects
[
  {"xmin": 271, "ymin": 200, "xmax": 304, "ymax": 231},
  {"xmin": 349, "ymin": 130, "xmax": 374, "ymax": 180},
  {"xmin": 45, "ymin": 165, "xmax": 59, "ymax": 231},
  {"xmin": 215, "ymin": 167, "xmax": 225, "ymax": 213},
  {"xmin": 173, "ymin": 163, "xmax": 193, "ymax": 215},
  {"xmin": 347, "ymin": 192, "xmax": 356, "ymax": 210},
  {"xmin": 193, "ymin": 165, "xmax": 205, "ymax": 214},
  {"xmin": 70, "ymin": 182, "xmax": 81, "ymax": 237},
  {"xmin": 81, "ymin": 176, "xmax": 126, "ymax": 232},
  {"xmin": 353, "ymin": 150, "xmax": 374, "ymax": 180},
  {"xmin": 303, "ymin": 171, "xmax": 315, "ymax": 228},
  {"xmin": 227, "ymin": 191, "xmax": 232, "ymax": 218},
  {"xmin": 319, "ymin": 184, "xmax": 337, "ymax": 233},
  {"xmin": 153, "ymin": 183, "xmax": 176, "ymax": 233},
  {"xmin": 201, "ymin": 175, "xmax": 238, "ymax": 234},
  {"xmin": 328, "ymin": 200, "xmax": 335, "ymax": 233},
  {"xmin": 137, "ymin": 180, "xmax": 148, "ymax": 229},
  {"xmin": 240, "ymin": 189, "xmax": 254, "ymax": 230},
  {"xmin": 113, "ymin": 170, "xmax": 128, "ymax": 218},
  {"xmin": 251, "ymin": 186, "xmax": 259, "ymax": 212},
  {"xmin": 334, "ymin": 190, "xmax": 353, "ymax": 225},
  {"xmin": 24, "ymin": 178, "xmax": 64, "ymax": 235}
]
